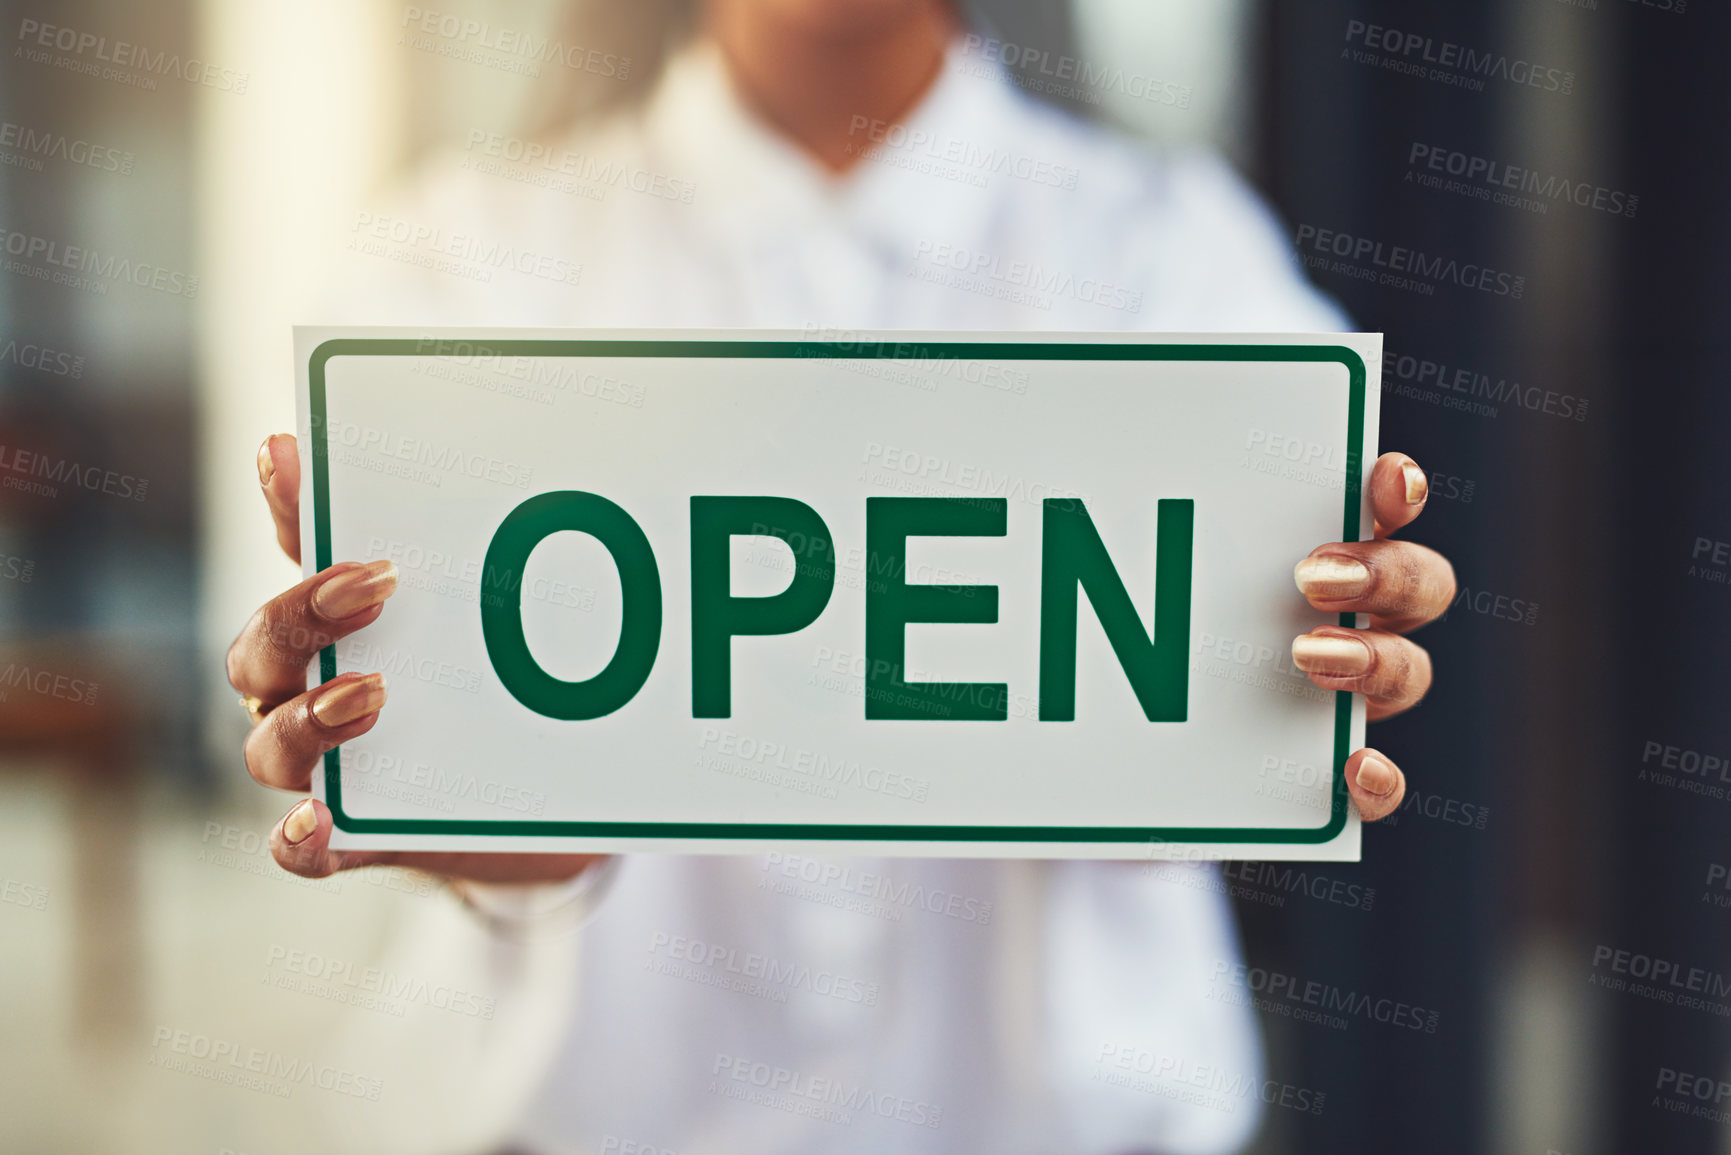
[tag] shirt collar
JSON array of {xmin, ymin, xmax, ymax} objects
[{"xmin": 638, "ymin": 37, "xmax": 1019, "ymax": 262}]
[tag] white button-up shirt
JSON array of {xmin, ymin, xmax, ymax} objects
[{"xmin": 331, "ymin": 37, "xmax": 1344, "ymax": 1155}]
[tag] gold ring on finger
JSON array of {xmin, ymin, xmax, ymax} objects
[{"xmin": 238, "ymin": 694, "xmax": 276, "ymax": 726}]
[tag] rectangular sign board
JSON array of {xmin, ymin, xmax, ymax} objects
[{"xmin": 296, "ymin": 327, "xmax": 1380, "ymax": 860}]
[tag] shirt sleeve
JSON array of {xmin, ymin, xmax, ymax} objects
[
  {"xmin": 1132, "ymin": 149, "xmax": 1353, "ymax": 334},
  {"xmin": 448, "ymin": 856, "xmax": 624, "ymax": 935},
  {"xmin": 1041, "ymin": 860, "xmax": 1266, "ymax": 1154}
]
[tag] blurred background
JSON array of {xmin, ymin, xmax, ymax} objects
[{"xmin": 0, "ymin": 0, "xmax": 1726, "ymax": 1151}]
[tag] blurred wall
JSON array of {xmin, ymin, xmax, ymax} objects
[{"xmin": 194, "ymin": 0, "xmax": 404, "ymax": 770}]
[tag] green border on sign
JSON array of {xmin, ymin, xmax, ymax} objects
[{"xmin": 310, "ymin": 338, "xmax": 1365, "ymax": 844}]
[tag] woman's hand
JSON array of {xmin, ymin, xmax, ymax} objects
[
  {"xmin": 226, "ymin": 434, "xmax": 604, "ymax": 884},
  {"xmin": 1291, "ymin": 452, "xmax": 1456, "ymax": 822}
]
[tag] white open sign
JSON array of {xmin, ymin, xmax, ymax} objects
[{"xmin": 298, "ymin": 328, "xmax": 1379, "ymax": 860}]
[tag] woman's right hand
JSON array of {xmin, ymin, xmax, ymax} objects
[{"xmin": 226, "ymin": 434, "xmax": 604, "ymax": 885}]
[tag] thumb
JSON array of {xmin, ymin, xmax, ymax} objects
[{"xmin": 258, "ymin": 434, "xmax": 303, "ymax": 565}]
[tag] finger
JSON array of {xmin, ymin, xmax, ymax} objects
[
  {"xmin": 258, "ymin": 434, "xmax": 302, "ymax": 564},
  {"xmin": 1344, "ymin": 748, "xmax": 1405, "ymax": 822},
  {"xmin": 226, "ymin": 559, "xmax": 397, "ymax": 706},
  {"xmin": 1290, "ymin": 626, "xmax": 1433, "ymax": 720},
  {"xmin": 1293, "ymin": 539, "xmax": 1456, "ymax": 632},
  {"xmin": 243, "ymin": 672, "xmax": 387, "ymax": 791},
  {"xmin": 1369, "ymin": 452, "xmax": 1428, "ymax": 539},
  {"xmin": 272, "ymin": 797, "xmax": 604, "ymax": 884},
  {"xmin": 272, "ymin": 798, "xmax": 397, "ymax": 879}
]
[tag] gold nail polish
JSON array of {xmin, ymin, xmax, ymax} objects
[
  {"xmin": 311, "ymin": 674, "xmax": 387, "ymax": 728},
  {"xmin": 257, "ymin": 439, "xmax": 275, "ymax": 486},
  {"xmin": 1291, "ymin": 633, "xmax": 1372, "ymax": 675},
  {"xmin": 1401, "ymin": 461, "xmax": 1428, "ymax": 505},
  {"xmin": 311, "ymin": 560, "xmax": 397, "ymax": 620},
  {"xmin": 282, "ymin": 799, "xmax": 318, "ymax": 845},
  {"xmin": 1356, "ymin": 755, "xmax": 1396, "ymax": 796},
  {"xmin": 1293, "ymin": 556, "xmax": 1371, "ymax": 598}
]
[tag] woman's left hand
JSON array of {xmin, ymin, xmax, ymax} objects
[{"xmin": 1291, "ymin": 452, "xmax": 1456, "ymax": 822}]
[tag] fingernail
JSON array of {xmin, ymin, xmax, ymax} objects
[
  {"xmin": 1401, "ymin": 461, "xmax": 1428, "ymax": 505},
  {"xmin": 1355, "ymin": 755, "xmax": 1397, "ymax": 796},
  {"xmin": 311, "ymin": 674, "xmax": 387, "ymax": 728},
  {"xmin": 282, "ymin": 799, "xmax": 318, "ymax": 845},
  {"xmin": 311, "ymin": 560, "xmax": 397, "ymax": 620},
  {"xmin": 257, "ymin": 438, "xmax": 276, "ymax": 486},
  {"xmin": 1294, "ymin": 556, "xmax": 1370, "ymax": 599},
  {"xmin": 1291, "ymin": 633, "xmax": 1373, "ymax": 675}
]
